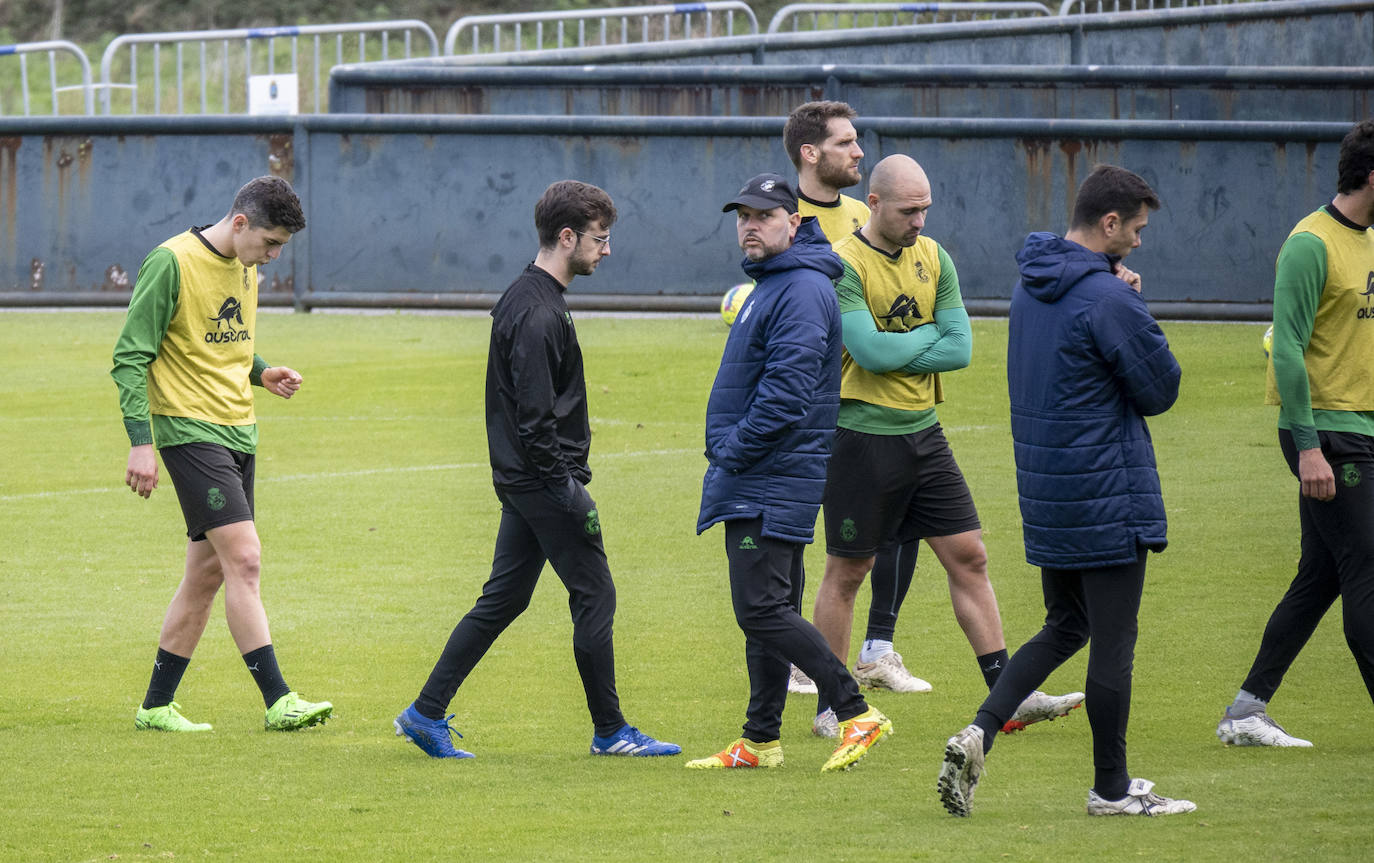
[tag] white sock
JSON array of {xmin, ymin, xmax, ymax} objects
[{"xmin": 859, "ymin": 639, "xmax": 894, "ymax": 664}]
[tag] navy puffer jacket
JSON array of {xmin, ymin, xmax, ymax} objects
[
  {"xmin": 697, "ymin": 219, "xmax": 844, "ymax": 543},
  {"xmin": 1008, "ymin": 232, "xmax": 1181, "ymax": 569}
]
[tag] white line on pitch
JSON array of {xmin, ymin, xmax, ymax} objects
[{"xmin": 0, "ymin": 448, "xmax": 701, "ymax": 503}]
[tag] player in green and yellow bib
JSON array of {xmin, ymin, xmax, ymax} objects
[
  {"xmin": 111, "ymin": 176, "xmax": 332, "ymax": 734},
  {"xmin": 784, "ymin": 100, "xmax": 934, "ymax": 701},
  {"xmin": 1220, "ymin": 119, "xmax": 1374, "ymax": 745},
  {"xmin": 809, "ymin": 154, "xmax": 1085, "ymax": 736}
]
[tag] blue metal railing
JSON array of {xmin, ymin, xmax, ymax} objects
[
  {"xmin": 768, "ymin": 2, "xmax": 1053, "ymax": 33},
  {"xmin": 98, "ymin": 21, "xmax": 439, "ymax": 115},
  {"xmin": 0, "ymin": 40, "xmax": 94, "ymax": 116}
]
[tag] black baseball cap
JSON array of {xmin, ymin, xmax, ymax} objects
[{"xmin": 721, "ymin": 173, "xmax": 798, "ymax": 214}]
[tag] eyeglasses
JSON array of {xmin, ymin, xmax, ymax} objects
[{"xmin": 572, "ymin": 229, "xmax": 611, "ymax": 249}]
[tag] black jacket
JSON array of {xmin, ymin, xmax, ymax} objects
[{"xmin": 485, "ymin": 263, "xmax": 592, "ymax": 493}]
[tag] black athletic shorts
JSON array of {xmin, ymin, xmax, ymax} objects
[
  {"xmin": 822, "ymin": 424, "xmax": 981, "ymax": 558},
  {"xmin": 160, "ymin": 442, "xmax": 255, "ymax": 541}
]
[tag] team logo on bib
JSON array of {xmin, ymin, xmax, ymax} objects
[{"xmin": 206, "ymin": 297, "xmax": 252, "ymax": 344}]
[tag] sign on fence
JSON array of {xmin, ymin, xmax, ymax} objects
[{"xmin": 248, "ymin": 74, "xmax": 298, "ymax": 115}]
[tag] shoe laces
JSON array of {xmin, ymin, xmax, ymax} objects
[
  {"xmin": 436, "ymin": 714, "xmax": 465, "ymax": 740},
  {"xmin": 617, "ymin": 726, "xmax": 651, "ymax": 746}
]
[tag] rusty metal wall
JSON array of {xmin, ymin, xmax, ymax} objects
[
  {"xmin": 328, "ymin": 64, "xmax": 1374, "ymax": 123},
  {"xmin": 0, "ymin": 118, "xmax": 300, "ymax": 301},
  {"xmin": 0, "ymin": 115, "xmax": 1350, "ymax": 317}
]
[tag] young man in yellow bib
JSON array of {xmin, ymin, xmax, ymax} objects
[
  {"xmin": 809, "ymin": 154, "xmax": 1084, "ymax": 737},
  {"xmin": 112, "ymin": 176, "xmax": 332, "ymax": 733},
  {"xmin": 1218, "ymin": 119, "xmax": 1374, "ymax": 747}
]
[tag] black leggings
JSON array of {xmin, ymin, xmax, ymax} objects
[
  {"xmin": 724, "ymin": 518, "xmax": 867, "ymax": 742},
  {"xmin": 415, "ymin": 482, "xmax": 625, "ymax": 737},
  {"xmin": 865, "ymin": 538, "xmax": 918, "ymax": 643},
  {"xmin": 1240, "ymin": 430, "xmax": 1374, "ymax": 703},
  {"xmin": 974, "ymin": 552, "xmax": 1147, "ymax": 800}
]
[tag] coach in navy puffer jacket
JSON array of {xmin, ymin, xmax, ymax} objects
[
  {"xmin": 939, "ymin": 168, "xmax": 1195, "ymax": 815},
  {"xmin": 697, "ymin": 216, "xmax": 845, "ymax": 543},
  {"xmin": 1008, "ymin": 231, "xmax": 1181, "ymax": 569}
]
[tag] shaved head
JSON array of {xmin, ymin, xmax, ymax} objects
[
  {"xmin": 868, "ymin": 154, "xmax": 930, "ymax": 200},
  {"xmin": 863, "ymin": 155, "xmax": 934, "ymax": 252}
]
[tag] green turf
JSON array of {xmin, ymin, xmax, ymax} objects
[{"xmin": 0, "ymin": 309, "xmax": 1367, "ymax": 862}]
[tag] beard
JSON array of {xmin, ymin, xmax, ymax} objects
[
  {"xmin": 571, "ymin": 249, "xmax": 602, "ymax": 275},
  {"xmin": 817, "ymin": 156, "xmax": 861, "ymax": 190}
]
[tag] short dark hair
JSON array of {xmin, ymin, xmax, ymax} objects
[
  {"xmin": 1337, "ymin": 119, "xmax": 1374, "ymax": 194},
  {"xmin": 1070, "ymin": 165, "xmax": 1161, "ymax": 230},
  {"xmin": 231, "ymin": 176, "xmax": 306, "ymax": 233},
  {"xmin": 534, "ymin": 180, "xmax": 617, "ymax": 249},
  {"xmin": 783, "ymin": 101, "xmax": 857, "ymax": 170}
]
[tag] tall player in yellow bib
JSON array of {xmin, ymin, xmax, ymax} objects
[
  {"xmin": 784, "ymin": 100, "xmax": 930, "ymax": 699},
  {"xmin": 112, "ymin": 176, "xmax": 332, "ymax": 733},
  {"xmin": 808, "ymin": 154, "xmax": 1084, "ymax": 737}
]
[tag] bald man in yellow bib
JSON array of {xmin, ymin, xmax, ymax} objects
[{"xmin": 808, "ymin": 154, "xmax": 1084, "ymax": 737}]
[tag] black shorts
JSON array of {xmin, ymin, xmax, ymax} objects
[
  {"xmin": 822, "ymin": 424, "xmax": 981, "ymax": 558},
  {"xmin": 160, "ymin": 442, "xmax": 255, "ymax": 541}
]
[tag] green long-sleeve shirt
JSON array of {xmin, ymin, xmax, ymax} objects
[
  {"xmin": 1271, "ymin": 204, "xmax": 1374, "ymax": 450},
  {"xmin": 835, "ymin": 246, "xmax": 971, "ymax": 435},
  {"xmin": 111, "ymin": 244, "xmax": 268, "ymax": 453}
]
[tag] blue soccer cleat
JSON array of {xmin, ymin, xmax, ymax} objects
[
  {"xmin": 394, "ymin": 703, "xmax": 475, "ymax": 759},
  {"xmin": 590, "ymin": 724, "xmax": 681, "ymax": 757}
]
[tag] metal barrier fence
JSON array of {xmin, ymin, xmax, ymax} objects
[
  {"xmin": 443, "ymin": 2, "xmax": 758, "ymax": 55},
  {"xmin": 0, "ymin": 40, "xmax": 94, "ymax": 116},
  {"xmin": 97, "ymin": 21, "xmax": 439, "ymax": 115},
  {"xmin": 767, "ymin": 2, "xmax": 1052, "ymax": 33},
  {"xmin": 1060, "ymin": 0, "xmax": 1273, "ymax": 12}
]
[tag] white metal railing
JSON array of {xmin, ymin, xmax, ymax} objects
[
  {"xmin": 443, "ymin": 2, "xmax": 759, "ymax": 55},
  {"xmin": 0, "ymin": 40, "xmax": 94, "ymax": 116},
  {"xmin": 1060, "ymin": 0, "xmax": 1274, "ymax": 13},
  {"xmin": 98, "ymin": 20, "xmax": 440, "ymax": 115},
  {"xmin": 768, "ymin": 2, "xmax": 1053, "ymax": 32}
]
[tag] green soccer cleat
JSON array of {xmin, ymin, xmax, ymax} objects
[
  {"xmin": 135, "ymin": 701, "xmax": 212, "ymax": 732},
  {"xmin": 264, "ymin": 691, "xmax": 333, "ymax": 731}
]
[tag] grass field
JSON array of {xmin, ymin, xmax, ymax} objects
[{"xmin": 1, "ymin": 309, "xmax": 1369, "ymax": 862}]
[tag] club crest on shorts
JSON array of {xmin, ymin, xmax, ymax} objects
[
  {"xmin": 207, "ymin": 487, "xmax": 227, "ymax": 511},
  {"xmin": 584, "ymin": 508, "xmax": 601, "ymax": 536},
  {"xmin": 1342, "ymin": 463, "xmax": 1361, "ymax": 488}
]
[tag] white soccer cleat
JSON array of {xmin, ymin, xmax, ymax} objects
[
  {"xmin": 1086, "ymin": 778, "xmax": 1196, "ymax": 816},
  {"xmin": 937, "ymin": 724, "xmax": 985, "ymax": 817},
  {"xmin": 1216, "ymin": 708, "xmax": 1313, "ymax": 747},
  {"xmin": 812, "ymin": 707, "xmax": 839, "ymax": 738},
  {"xmin": 852, "ymin": 651, "xmax": 933, "ymax": 693},
  {"xmin": 1002, "ymin": 689, "xmax": 1084, "ymax": 733},
  {"xmin": 788, "ymin": 665, "xmax": 818, "ymax": 694}
]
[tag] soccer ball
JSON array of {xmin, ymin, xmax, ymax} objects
[
  {"xmin": 1262, "ymin": 324, "xmax": 1274, "ymax": 358},
  {"xmin": 720, "ymin": 282, "xmax": 754, "ymax": 326}
]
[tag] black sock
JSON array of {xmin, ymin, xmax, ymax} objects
[
  {"xmin": 242, "ymin": 644, "xmax": 291, "ymax": 708},
  {"xmin": 142, "ymin": 648, "xmax": 191, "ymax": 710},
  {"xmin": 977, "ymin": 649, "xmax": 1010, "ymax": 691}
]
